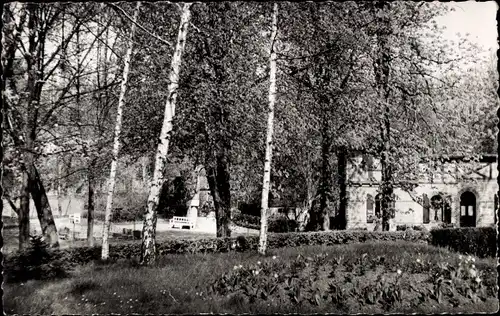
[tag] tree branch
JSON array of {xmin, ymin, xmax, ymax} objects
[{"xmin": 107, "ymin": 2, "xmax": 173, "ymax": 47}]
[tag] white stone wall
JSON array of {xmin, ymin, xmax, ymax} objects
[{"xmin": 346, "ymin": 157, "xmax": 497, "ymax": 230}]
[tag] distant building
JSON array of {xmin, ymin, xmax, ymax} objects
[{"xmin": 346, "ymin": 154, "xmax": 497, "ymax": 230}]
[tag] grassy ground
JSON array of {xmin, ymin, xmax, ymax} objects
[{"xmin": 4, "ymin": 241, "xmax": 498, "ymax": 314}]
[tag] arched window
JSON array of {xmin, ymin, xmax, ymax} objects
[
  {"xmin": 366, "ymin": 194, "xmax": 374, "ymax": 223},
  {"xmin": 422, "ymin": 194, "xmax": 430, "ymax": 224}
]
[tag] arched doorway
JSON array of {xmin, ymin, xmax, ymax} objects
[{"xmin": 460, "ymin": 191, "xmax": 476, "ymax": 227}]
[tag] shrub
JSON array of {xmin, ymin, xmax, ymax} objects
[
  {"xmin": 4, "ymin": 236, "xmax": 72, "ymax": 283},
  {"xmin": 232, "ymin": 213, "xmax": 260, "ymax": 230},
  {"xmin": 267, "ymin": 217, "xmax": 298, "ymax": 233},
  {"xmin": 396, "ymin": 224, "xmax": 427, "ymax": 232},
  {"xmin": 83, "ymin": 191, "xmax": 147, "ymax": 222},
  {"xmin": 233, "ymin": 213, "xmax": 298, "ymax": 233},
  {"xmin": 238, "ymin": 202, "xmax": 261, "ymax": 217},
  {"xmin": 429, "ymin": 227, "xmax": 496, "ymax": 258}
]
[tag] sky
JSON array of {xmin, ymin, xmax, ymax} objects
[{"xmin": 436, "ymin": 1, "xmax": 498, "ymax": 55}]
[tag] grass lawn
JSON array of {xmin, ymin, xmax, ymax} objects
[{"xmin": 4, "ymin": 241, "xmax": 498, "ymax": 314}]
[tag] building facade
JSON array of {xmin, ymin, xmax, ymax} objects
[{"xmin": 346, "ymin": 155, "xmax": 498, "ymax": 230}]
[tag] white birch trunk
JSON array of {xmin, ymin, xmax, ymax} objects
[
  {"xmin": 101, "ymin": 1, "xmax": 141, "ymax": 260},
  {"xmin": 140, "ymin": 3, "xmax": 192, "ymax": 265},
  {"xmin": 258, "ymin": 3, "xmax": 278, "ymax": 256}
]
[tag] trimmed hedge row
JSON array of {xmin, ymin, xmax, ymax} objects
[
  {"xmin": 4, "ymin": 227, "xmax": 495, "ymax": 282},
  {"xmin": 429, "ymin": 227, "xmax": 497, "ymax": 258},
  {"xmin": 4, "ymin": 230, "xmax": 430, "ymax": 282}
]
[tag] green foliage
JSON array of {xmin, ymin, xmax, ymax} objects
[
  {"xmin": 232, "ymin": 212, "xmax": 298, "ymax": 233},
  {"xmin": 268, "ymin": 217, "xmax": 298, "ymax": 233},
  {"xmin": 232, "ymin": 213, "xmax": 260, "ymax": 230},
  {"xmin": 429, "ymin": 227, "xmax": 497, "ymax": 258},
  {"xmin": 4, "ymin": 230, "xmax": 430, "ymax": 283},
  {"xmin": 82, "ymin": 191, "xmax": 147, "ymax": 222},
  {"xmin": 4, "ymin": 236, "xmax": 72, "ymax": 283},
  {"xmin": 396, "ymin": 224, "xmax": 428, "ymax": 231},
  {"xmin": 157, "ymin": 176, "xmax": 191, "ymax": 218},
  {"xmin": 206, "ymin": 246, "xmax": 494, "ymax": 311}
]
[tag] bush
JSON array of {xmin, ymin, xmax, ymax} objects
[
  {"xmin": 396, "ymin": 224, "xmax": 427, "ymax": 231},
  {"xmin": 232, "ymin": 213, "xmax": 298, "ymax": 233},
  {"xmin": 267, "ymin": 217, "xmax": 298, "ymax": 233},
  {"xmin": 4, "ymin": 236, "xmax": 72, "ymax": 283},
  {"xmin": 429, "ymin": 227, "xmax": 496, "ymax": 258},
  {"xmin": 83, "ymin": 191, "xmax": 147, "ymax": 222},
  {"xmin": 232, "ymin": 213, "xmax": 260, "ymax": 230},
  {"xmin": 238, "ymin": 202, "xmax": 261, "ymax": 217}
]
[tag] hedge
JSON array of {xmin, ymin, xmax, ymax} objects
[
  {"xmin": 429, "ymin": 227, "xmax": 497, "ymax": 258},
  {"xmin": 6, "ymin": 227, "xmax": 496, "ymax": 282},
  {"xmin": 3, "ymin": 230, "xmax": 430, "ymax": 282}
]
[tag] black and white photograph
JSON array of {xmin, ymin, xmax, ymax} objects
[{"xmin": 1, "ymin": 1, "xmax": 498, "ymax": 314}]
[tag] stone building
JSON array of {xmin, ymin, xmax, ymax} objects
[{"xmin": 346, "ymin": 154, "xmax": 497, "ymax": 230}]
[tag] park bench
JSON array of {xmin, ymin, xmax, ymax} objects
[{"xmin": 171, "ymin": 216, "xmax": 196, "ymax": 229}]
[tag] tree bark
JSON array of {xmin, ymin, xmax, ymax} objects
[
  {"xmin": 374, "ymin": 1, "xmax": 394, "ymax": 231},
  {"xmin": 56, "ymin": 158, "xmax": 63, "ymax": 216},
  {"xmin": 140, "ymin": 3, "xmax": 192, "ymax": 265},
  {"xmin": 318, "ymin": 112, "xmax": 332, "ymax": 231},
  {"xmin": 87, "ymin": 161, "xmax": 95, "ymax": 246},
  {"xmin": 19, "ymin": 172, "xmax": 31, "ymax": 250},
  {"xmin": 258, "ymin": 2, "xmax": 278, "ymax": 255},
  {"xmin": 102, "ymin": 1, "xmax": 141, "ymax": 260},
  {"xmin": 27, "ymin": 164, "xmax": 59, "ymax": 247},
  {"xmin": 206, "ymin": 160, "xmax": 231, "ymax": 238},
  {"xmin": 336, "ymin": 146, "xmax": 348, "ymax": 230}
]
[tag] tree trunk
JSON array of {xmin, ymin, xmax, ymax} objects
[
  {"xmin": 140, "ymin": 3, "xmax": 192, "ymax": 265},
  {"xmin": 102, "ymin": 1, "xmax": 140, "ymax": 260},
  {"xmin": 374, "ymin": 1, "xmax": 394, "ymax": 231},
  {"xmin": 19, "ymin": 172, "xmax": 30, "ymax": 250},
  {"xmin": 56, "ymin": 158, "xmax": 63, "ymax": 216},
  {"xmin": 87, "ymin": 161, "xmax": 95, "ymax": 246},
  {"xmin": 318, "ymin": 113, "xmax": 332, "ymax": 231},
  {"xmin": 206, "ymin": 160, "xmax": 231, "ymax": 238},
  {"xmin": 258, "ymin": 2, "xmax": 278, "ymax": 255},
  {"xmin": 27, "ymin": 164, "xmax": 59, "ymax": 247},
  {"xmin": 336, "ymin": 146, "xmax": 348, "ymax": 230}
]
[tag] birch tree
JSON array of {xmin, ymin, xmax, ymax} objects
[
  {"xmin": 258, "ymin": 2, "xmax": 278, "ymax": 256},
  {"xmin": 101, "ymin": 1, "xmax": 141, "ymax": 260},
  {"xmin": 140, "ymin": 3, "xmax": 192, "ymax": 265}
]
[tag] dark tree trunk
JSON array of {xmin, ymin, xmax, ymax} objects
[
  {"xmin": 87, "ymin": 162, "xmax": 95, "ymax": 246},
  {"xmin": 27, "ymin": 164, "xmax": 59, "ymax": 247},
  {"xmin": 318, "ymin": 113, "xmax": 331, "ymax": 231},
  {"xmin": 374, "ymin": 0, "xmax": 394, "ymax": 231},
  {"xmin": 336, "ymin": 146, "xmax": 348, "ymax": 230},
  {"xmin": 206, "ymin": 152, "xmax": 231, "ymax": 238},
  {"xmin": 19, "ymin": 172, "xmax": 31, "ymax": 250}
]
